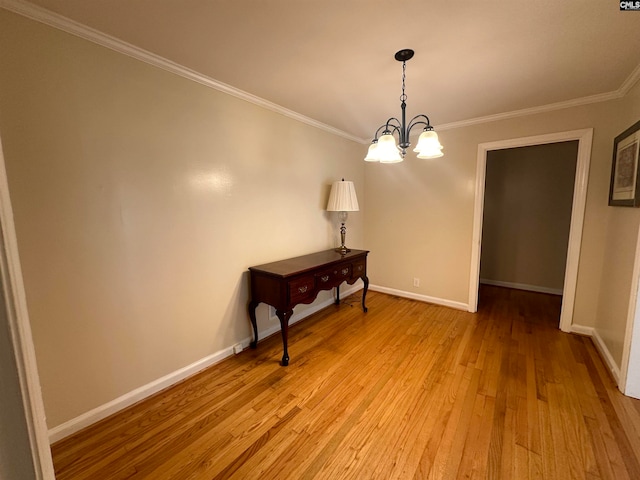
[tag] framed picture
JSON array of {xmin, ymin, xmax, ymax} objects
[{"xmin": 609, "ymin": 119, "xmax": 640, "ymax": 207}]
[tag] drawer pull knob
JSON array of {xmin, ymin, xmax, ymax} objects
[
  {"xmin": 298, "ymin": 286, "xmax": 308, "ymax": 293},
  {"xmin": 357, "ymin": 265, "xmax": 363, "ymax": 271},
  {"xmin": 321, "ymin": 275, "xmax": 330, "ymax": 282},
  {"xmin": 341, "ymin": 268, "xmax": 349, "ymax": 275}
]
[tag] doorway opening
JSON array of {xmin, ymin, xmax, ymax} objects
[
  {"xmin": 468, "ymin": 129, "xmax": 593, "ymax": 332},
  {"xmin": 480, "ymin": 141, "xmax": 577, "ymax": 300}
]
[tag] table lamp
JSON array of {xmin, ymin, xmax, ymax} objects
[{"xmin": 326, "ymin": 179, "xmax": 359, "ymax": 254}]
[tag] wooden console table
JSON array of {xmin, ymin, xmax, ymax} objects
[{"xmin": 248, "ymin": 249, "xmax": 369, "ymax": 366}]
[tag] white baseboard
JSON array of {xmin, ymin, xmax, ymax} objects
[
  {"xmin": 570, "ymin": 324, "xmax": 621, "ymax": 384},
  {"xmin": 48, "ymin": 341, "xmax": 247, "ymax": 443},
  {"xmin": 368, "ymin": 284, "xmax": 468, "ymax": 311},
  {"xmin": 480, "ymin": 279, "xmax": 563, "ymax": 296},
  {"xmin": 49, "ymin": 284, "xmax": 362, "ymax": 443},
  {"xmin": 569, "ymin": 324, "xmax": 593, "ymax": 337}
]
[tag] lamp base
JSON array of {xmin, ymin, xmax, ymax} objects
[{"xmin": 335, "ymin": 221, "xmax": 351, "ymax": 255}]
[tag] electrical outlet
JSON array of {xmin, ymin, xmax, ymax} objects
[
  {"xmin": 413, "ymin": 278, "xmax": 420, "ymax": 287},
  {"xmin": 233, "ymin": 344, "xmax": 243, "ymax": 354},
  {"xmin": 269, "ymin": 306, "xmax": 276, "ymax": 318}
]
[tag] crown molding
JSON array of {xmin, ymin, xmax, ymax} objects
[
  {"xmin": 434, "ymin": 61, "xmax": 640, "ymax": 132},
  {"xmin": 2, "ymin": 0, "xmax": 640, "ymax": 142},
  {"xmin": 436, "ymin": 90, "xmax": 623, "ymax": 132},
  {"xmin": 0, "ymin": 0, "xmax": 367, "ymax": 144},
  {"xmin": 619, "ymin": 61, "xmax": 640, "ymax": 96}
]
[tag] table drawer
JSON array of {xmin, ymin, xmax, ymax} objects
[
  {"xmin": 315, "ymin": 269, "xmax": 336, "ymax": 288},
  {"xmin": 335, "ymin": 264, "xmax": 351, "ymax": 280},
  {"xmin": 314, "ymin": 263, "xmax": 345, "ymax": 285},
  {"xmin": 288, "ymin": 276, "xmax": 315, "ymax": 304},
  {"xmin": 314, "ymin": 263, "xmax": 352, "ymax": 290},
  {"xmin": 352, "ymin": 260, "xmax": 366, "ymax": 278}
]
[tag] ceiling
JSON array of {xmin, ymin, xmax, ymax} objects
[{"xmin": 16, "ymin": 0, "xmax": 640, "ymax": 142}]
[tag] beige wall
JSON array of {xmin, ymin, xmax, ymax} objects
[
  {"xmin": 0, "ymin": 10, "xmax": 364, "ymax": 428},
  {"xmin": 480, "ymin": 142, "xmax": 578, "ymax": 292},
  {"xmin": 595, "ymin": 79, "xmax": 640, "ymax": 366}
]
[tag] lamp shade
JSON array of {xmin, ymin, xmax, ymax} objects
[
  {"xmin": 326, "ymin": 180, "xmax": 359, "ymax": 212},
  {"xmin": 376, "ymin": 134, "xmax": 403, "ymax": 163},
  {"xmin": 364, "ymin": 142, "xmax": 379, "ymax": 162},
  {"xmin": 413, "ymin": 130, "xmax": 444, "ymax": 159}
]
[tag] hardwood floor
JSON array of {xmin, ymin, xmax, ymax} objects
[{"xmin": 51, "ymin": 286, "xmax": 640, "ymax": 479}]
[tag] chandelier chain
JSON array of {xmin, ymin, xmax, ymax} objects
[{"xmin": 400, "ymin": 61, "xmax": 407, "ymax": 103}]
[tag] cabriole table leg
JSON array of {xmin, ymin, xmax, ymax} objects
[
  {"xmin": 361, "ymin": 275, "xmax": 369, "ymax": 313},
  {"xmin": 276, "ymin": 309, "xmax": 293, "ymax": 366},
  {"xmin": 248, "ymin": 300, "xmax": 259, "ymax": 348}
]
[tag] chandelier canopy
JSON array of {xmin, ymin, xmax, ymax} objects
[{"xmin": 364, "ymin": 49, "xmax": 443, "ymax": 163}]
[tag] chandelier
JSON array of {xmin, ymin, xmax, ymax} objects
[{"xmin": 364, "ymin": 49, "xmax": 443, "ymax": 163}]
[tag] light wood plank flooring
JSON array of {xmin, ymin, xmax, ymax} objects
[{"xmin": 51, "ymin": 286, "xmax": 640, "ymax": 479}]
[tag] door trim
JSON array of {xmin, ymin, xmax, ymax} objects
[
  {"xmin": 468, "ymin": 128, "xmax": 593, "ymax": 333},
  {"xmin": 619, "ymin": 222, "xmax": 640, "ymax": 397},
  {"xmin": 0, "ymin": 135, "xmax": 55, "ymax": 477}
]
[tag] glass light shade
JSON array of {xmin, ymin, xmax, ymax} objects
[
  {"xmin": 414, "ymin": 130, "xmax": 444, "ymax": 159},
  {"xmin": 326, "ymin": 180, "xmax": 359, "ymax": 212},
  {"xmin": 364, "ymin": 142, "xmax": 379, "ymax": 162},
  {"xmin": 376, "ymin": 134, "xmax": 403, "ymax": 163}
]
